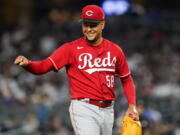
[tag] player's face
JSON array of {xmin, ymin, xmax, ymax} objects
[{"xmin": 82, "ymin": 21, "xmax": 105, "ymax": 44}]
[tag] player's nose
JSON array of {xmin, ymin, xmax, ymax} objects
[{"xmin": 86, "ymin": 26, "xmax": 93, "ymax": 31}]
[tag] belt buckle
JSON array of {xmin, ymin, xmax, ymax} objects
[
  {"xmin": 99, "ymin": 100, "xmax": 104, "ymax": 103},
  {"xmin": 81, "ymin": 98, "xmax": 90, "ymax": 103}
]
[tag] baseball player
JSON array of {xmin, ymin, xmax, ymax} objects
[{"xmin": 14, "ymin": 5, "xmax": 138, "ymax": 135}]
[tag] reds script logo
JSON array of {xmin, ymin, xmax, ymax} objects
[
  {"xmin": 85, "ymin": 10, "xmax": 93, "ymax": 16},
  {"xmin": 78, "ymin": 52, "xmax": 116, "ymax": 74}
]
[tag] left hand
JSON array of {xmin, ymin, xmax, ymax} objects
[{"xmin": 126, "ymin": 104, "xmax": 139, "ymax": 120}]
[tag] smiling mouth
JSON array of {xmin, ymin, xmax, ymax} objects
[{"xmin": 87, "ymin": 32, "xmax": 95, "ymax": 36}]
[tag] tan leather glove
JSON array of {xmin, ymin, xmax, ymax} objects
[{"xmin": 120, "ymin": 115, "xmax": 142, "ymax": 135}]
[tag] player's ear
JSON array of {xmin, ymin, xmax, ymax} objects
[{"xmin": 100, "ymin": 21, "xmax": 105, "ymax": 30}]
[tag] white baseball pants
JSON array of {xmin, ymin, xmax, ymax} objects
[{"xmin": 69, "ymin": 100, "xmax": 114, "ymax": 135}]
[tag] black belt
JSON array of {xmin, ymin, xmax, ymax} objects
[{"xmin": 77, "ymin": 98, "xmax": 113, "ymax": 108}]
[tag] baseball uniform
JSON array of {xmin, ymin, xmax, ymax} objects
[
  {"xmin": 21, "ymin": 5, "xmax": 136, "ymax": 135},
  {"xmin": 25, "ymin": 37, "xmax": 136, "ymax": 135}
]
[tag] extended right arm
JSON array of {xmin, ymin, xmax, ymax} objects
[
  {"xmin": 14, "ymin": 56, "xmax": 54, "ymax": 75},
  {"xmin": 14, "ymin": 43, "xmax": 72, "ymax": 75}
]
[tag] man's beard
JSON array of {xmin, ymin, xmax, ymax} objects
[{"xmin": 86, "ymin": 36, "xmax": 98, "ymax": 43}]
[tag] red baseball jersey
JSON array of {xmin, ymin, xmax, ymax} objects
[{"xmin": 49, "ymin": 37, "xmax": 130, "ymax": 101}]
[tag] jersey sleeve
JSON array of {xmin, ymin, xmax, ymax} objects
[
  {"xmin": 24, "ymin": 58, "xmax": 54, "ymax": 75},
  {"xmin": 115, "ymin": 46, "xmax": 136, "ymax": 105},
  {"xmin": 115, "ymin": 47, "xmax": 131, "ymax": 78},
  {"xmin": 48, "ymin": 43, "xmax": 73, "ymax": 71}
]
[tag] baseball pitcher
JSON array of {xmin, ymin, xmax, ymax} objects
[{"xmin": 14, "ymin": 5, "xmax": 139, "ymax": 135}]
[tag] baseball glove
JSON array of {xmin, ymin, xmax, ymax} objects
[{"xmin": 120, "ymin": 115, "xmax": 142, "ymax": 135}]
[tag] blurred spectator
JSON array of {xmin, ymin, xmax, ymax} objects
[{"xmin": 47, "ymin": 117, "xmax": 70, "ymax": 135}]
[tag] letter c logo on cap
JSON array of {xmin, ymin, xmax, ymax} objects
[{"xmin": 86, "ymin": 10, "xmax": 93, "ymax": 16}]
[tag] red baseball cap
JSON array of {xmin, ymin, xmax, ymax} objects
[{"xmin": 81, "ymin": 5, "xmax": 105, "ymax": 23}]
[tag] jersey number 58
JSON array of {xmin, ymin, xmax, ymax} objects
[{"xmin": 106, "ymin": 75, "xmax": 114, "ymax": 88}]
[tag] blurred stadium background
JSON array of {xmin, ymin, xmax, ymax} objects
[{"xmin": 0, "ymin": 0, "xmax": 180, "ymax": 135}]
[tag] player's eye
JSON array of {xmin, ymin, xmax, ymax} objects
[{"xmin": 83, "ymin": 22, "xmax": 99, "ymax": 28}]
